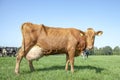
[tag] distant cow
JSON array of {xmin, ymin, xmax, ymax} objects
[
  {"xmin": 0, "ymin": 48, "xmax": 3, "ymax": 57},
  {"xmin": 15, "ymin": 22, "xmax": 103, "ymax": 74}
]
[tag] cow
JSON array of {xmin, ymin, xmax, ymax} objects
[
  {"xmin": 81, "ymin": 49, "xmax": 89, "ymax": 59},
  {"xmin": 15, "ymin": 22, "xmax": 103, "ymax": 74}
]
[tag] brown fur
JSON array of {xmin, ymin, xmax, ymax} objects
[{"xmin": 15, "ymin": 22, "xmax": 103, "ymax": 74}]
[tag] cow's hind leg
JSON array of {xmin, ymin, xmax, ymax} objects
[
  {"xmin": 15, "ymin": 43, "xmax": 34, "ymax": 74},
  {"xmin": 28, "ymin": 60, "xmax": 34, "ymax": 72},
  {"xmin": 15, "ymin": 48, "xmax": 24, "ymax": 74}
]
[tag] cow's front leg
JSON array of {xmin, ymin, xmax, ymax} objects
[
  {"xmin": 28, "ymin": 60, "xmax": 35, "ymax": 72},
  {"xmin": 68, "ymin": 49, "xmax": 75, "ymax": 73},
  {"xmin": 69, "ymin": 56, "xmax": 74, "ymax": 73},
  {"xmin": 65, "ymin": 54, "xmax": 69, "ymax": 71}
]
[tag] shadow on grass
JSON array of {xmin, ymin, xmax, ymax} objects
[{"xmin": 35, "ymin": 65, "xmax": 104, "ymax": 73}]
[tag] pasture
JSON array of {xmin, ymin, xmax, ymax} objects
[{"xmin": 0, "ymin": 55, "xmax": 120, "ymax": 80}]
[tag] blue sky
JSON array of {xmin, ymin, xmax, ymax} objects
[{"xmin": 0, "ymin": 0, "xmax": 120, "ymax": 48}]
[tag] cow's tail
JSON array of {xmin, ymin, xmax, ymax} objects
[{"xmin": 21, "ymin": 23, "xmax": 26, "ymax": 56}]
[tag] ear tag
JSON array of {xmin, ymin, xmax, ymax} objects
[{"xmin": 80, "ymin": 33, "xmax": 83, "ymax": 36}]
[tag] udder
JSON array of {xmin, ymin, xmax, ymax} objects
[{"xmin": 26, "ymin": 45, "xmax": 44, "ymax": 61}]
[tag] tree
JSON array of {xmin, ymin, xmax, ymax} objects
[
  {"xmin": 102, "ymin": 46, "xmax": 113, "ymax": 55},
  {"xmin": 113, "ymin": 46, "xmax": 120, "ymax": 55},
  {"xmin": 93, "ymin": 47, "xmax": 99, "ymax": 55}
]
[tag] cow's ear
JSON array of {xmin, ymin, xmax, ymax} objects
[{"xmin": 96, "ymin": 31, "xmax": 103, "ymax": 36}]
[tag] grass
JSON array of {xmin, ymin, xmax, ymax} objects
[{"xmin": 0, "ymin": 55, "xmax": 120, "ymax": 80}]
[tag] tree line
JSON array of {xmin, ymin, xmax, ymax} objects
[
  {"xmin": 89, "ymin": 46, "xmax": 120, "ymax": 55},
  {"xmin": 18, "ymin": 46, "xmax": 120, "ymax": 55},
  {"xmin": 0, "ymin": 46, "xmax": 120, "ymax": 56}
]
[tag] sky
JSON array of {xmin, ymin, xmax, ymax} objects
[{"xmin": 0, "ymin": 0, "xmax": 120, "ymax": 48}]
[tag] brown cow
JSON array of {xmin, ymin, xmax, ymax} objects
[{"xmin": 15, "ymin": 22, "xmax": 103, "ymax": 74}]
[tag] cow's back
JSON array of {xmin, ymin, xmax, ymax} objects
[{"xmin": 38, "ymin": 27, "xmax": 84, "ymax": 50}]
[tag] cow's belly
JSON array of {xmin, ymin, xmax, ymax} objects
[{"xmin": 26, "ymin": 45, "xmax": 44, "ymax": 61}]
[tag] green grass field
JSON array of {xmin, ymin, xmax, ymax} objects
[{"xmin": 0, "ymin": 55, "xmax": 120, "ymax": 80}]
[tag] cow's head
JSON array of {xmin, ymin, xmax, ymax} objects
[{"xmin": 85, "ymin": 28, "xmax": 103, "ymax": 50}]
